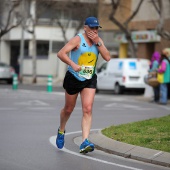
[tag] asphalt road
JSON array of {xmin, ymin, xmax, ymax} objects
[{"xmin": 0, "ymin": 84, "xmax": 169, "ymax": 170}]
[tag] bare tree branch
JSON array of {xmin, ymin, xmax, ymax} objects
[
  {"xmin": 56, "ymin": 18, "xmax": 67, "ymax": 43},
  {"xmin": 0, "ymin": 0, "xmax": 22, "ymax": 37},
  {"xmin": 156, "ymin": 0, "xmax": 164, "ymax": 31},
  {"xmin": 151, "ymin": 0, "xmax": 170, "ymax": 40},
  {"xmin": 0, "ymin": 21, "xmax": 21, "ymax": 37},
  {"xmin": 109, "ymin": 0, "xmax": 126, "ymax": 32},
  {"xmin": 45, "ymin": 0, "xmax": 98, "ymax": 43},
  {"xmin": 110, "ymin": 0, "xmax": 120, "ymax": 17},
  {"xmin": 4, "ymin": 1, "xmax": 20, "ymax": 30},
  {"xmin": 109, "ymin": 0, "xmax": 144, "ymax": 57},
  {"xmin": 124, "ymin": 0, "xmax": 144, "ymax": 27},
  {"xmin": 150, "ymin": 0, "xmax": 160, "ymax": 14}
]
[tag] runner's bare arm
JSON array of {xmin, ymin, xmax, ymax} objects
[
  {"xmin": 57, "ymin": 36, "xmax": 81, "ymax": 72},
  {"xmin": 87, "ymin": 31, "xmax": 111, "ymax": 62},
  {"xmin": 97, "ymin": 38, "xmax": 111, "ymax": 61}
]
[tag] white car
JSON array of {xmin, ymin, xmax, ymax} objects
[
  {"xmin": 0, "ymin": 62, "xmax": 15, "ymax": 84},
  {"xmin": 97, "ymin": 58, "xmax": 150, "ymax": 94}
]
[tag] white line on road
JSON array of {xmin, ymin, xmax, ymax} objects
[
  {"xmin": 49, "ymin": 130, "xmax": 143, "ymax": 170},
  {"xmin": 105, "ymin": 103, "xmax": 117, "ymax": 107},
  {"xmin": 28, "ymin": 107, "xmax": 55, "ymax": 110},
  {"xmin": 104, "ymin": 103, "xmax": 154, "ymax": 111},
  {"xmin": 15, "ymin": 100, "xmax": 49, "ymax": 106},
  {"xmin": 149, "ymin": 151, "xmax": 163, "ymax": 159},
  {"xmin": 0, "ymin": 108, "xmax": 16, "ymax": 110}
]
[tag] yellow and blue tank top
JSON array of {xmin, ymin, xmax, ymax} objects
[
  {"xmin": 68, "ymin": 34, "xmax": 99, "ymax": 81},
  {"xmin": 157, "ymin": 59, "xmax": 170, "ymax": 83}
]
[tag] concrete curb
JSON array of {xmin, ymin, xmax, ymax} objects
[{"xmin": 89, "ymin": 130, "xmax": 170, "ymax": 168}]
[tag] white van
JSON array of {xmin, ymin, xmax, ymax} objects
[{"xmin": 96, "ymin": 58, "xmax": 150, "ymax": 94}]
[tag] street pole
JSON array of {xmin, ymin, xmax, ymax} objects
[
  {"xmin": 19, "ymin": 0, "xmax": 25, "ymax": 83},
  {"xmin": 0, "ymin": 37, "xmax": 1, "ymax": 62},
  {"xmin": 19, "ymin": 25, "xmax": 24, "ymax": 83},
  {"xmin": 30, "ymin": 0, "xmax": 37, "ymax": 83}
]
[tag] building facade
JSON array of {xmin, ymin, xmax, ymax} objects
[
  {"xmin": 0, "ymin": 0, "xmax": 170, "ymax": 83},
  {"xmin": 98, "ymin": 0, "xmax": 170, "ymax": 59},
  {"xmin": 0, "ymin": 0, "xmax": 99, "ymax": 83}
]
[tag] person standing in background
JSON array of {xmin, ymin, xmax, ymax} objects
[
  {"xmin": 157, "ymin": 52, "xmax": 170, "ymax": 105},
  {"xmin": 14, "ymin": 59, "xmax": 20, "ymax": 82},
  {"xmin": 163, "ymin": 48, "xmax": 170, "ymax": 60},
  {"xmin": 149, "ymin": 51, "xmax": 161, "ymax": 103},
  {"xmin": 162, "ymin": 48, "xmax": 170, "ymax": 99}
]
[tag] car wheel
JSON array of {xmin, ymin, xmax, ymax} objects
[
  {"xmin": 114, "ymin": 83, "xmax": 122, "ymax": 94},
  {"xmin": 7, "ymin": 79, "xmax": 13, "ymax": 84},
  {"xmin": 96, "ymin": 86, "xmax": 99, "ymax": 93}
]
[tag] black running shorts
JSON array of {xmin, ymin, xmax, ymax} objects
[{"xmin": 63, "ymin": 71, "xmax": 97, "ymax": 95}]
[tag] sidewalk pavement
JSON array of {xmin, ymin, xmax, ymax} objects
[
  {"xmin": 87, "ymin": 130, "xmax": 170, "ymax": 168},
  {"xmin": 134, "ymin": 95, "xmax": 170, "ymax": 104},
  {"xmin": 87, "ymin": 95, "xmax": 170, "ymax": 168}
]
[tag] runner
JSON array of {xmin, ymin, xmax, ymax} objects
[{"xmin": 56, "ymin": 16, "xmax": 111, "ymax": 153}]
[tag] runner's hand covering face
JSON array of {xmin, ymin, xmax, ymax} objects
[{"xmin": 87, "ymin": 31, "xmax": 99, "ymax": 44}]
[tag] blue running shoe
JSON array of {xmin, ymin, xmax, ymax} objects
[
  {"xmin": 79, "ymin": 139, "xmax": 94, "ymax": 153},
  {"xmin": 56, "ymin": 128, "xmax": 65, "ymax": 149}
]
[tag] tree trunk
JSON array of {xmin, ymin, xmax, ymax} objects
[
  {"xmin": 32, "ymin": 27, "xmax": 37, "ymax": 84},
  {"xmin": 127, "ymin": 36, "xmax": 136, "ymax": 58},
  {"xmin": 0, "ymin": 37, "xmax": 1, "ymax": 62},
  {"xmin": 19, "ymin": 25, "xmax": 25, "ymax": 83}
]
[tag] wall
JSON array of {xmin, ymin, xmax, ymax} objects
[
  {"xmin": 132, "ymin": 0, "xmax": 170, "ymax": 21},
  {"xmin": 6, "ymin": 26, "xmax": 77, "ymax": 41},
  {"xmin": 0, "ymin": 41, "xmax": 10, "ymax": 64},
  {"xmin": 130, "ymin": 0, "xmax": 170, "ymax": 53},
  {"xmin": 98, "ymin": 0, "xmax": 170, "ymax": 59},
  {"xmin": 98, "ymin": 0, "xmax": 132, "ymax": 31},
  {"xmin": 1, "ymin": 25, "xmax": 82, "ymax": 83}
]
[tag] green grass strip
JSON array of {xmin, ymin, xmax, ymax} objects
[{"xmin": 102, "ymin": 115, "xmax": 170, "ymax": 152}]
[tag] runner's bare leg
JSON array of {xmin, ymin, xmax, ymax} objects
[
  {"xmin": 59, "ymin": 91, "xmax": 78, "ymax": 132},
  {"xmin": 80, "ymin": 88, "xmax": 96, "ymax": 142}
]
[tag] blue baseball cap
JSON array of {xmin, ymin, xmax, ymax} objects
[{"xmin": 85, "ymin": 17, "xmax": 102, "ymax": 28}]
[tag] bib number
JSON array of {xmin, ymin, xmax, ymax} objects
[{"xmin": 79, "ymin": 66, "xmax": 94, "ymax": 79}]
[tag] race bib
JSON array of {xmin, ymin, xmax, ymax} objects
[{"xmin": 79, "ymin": 65, "xmax": 94, "ymax": 79}]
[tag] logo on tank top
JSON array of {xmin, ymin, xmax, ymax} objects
[{"xmin": 82, "ymin": 43, "xmax": 86, "ymax": 47}]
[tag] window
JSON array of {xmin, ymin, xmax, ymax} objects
[
  {"xmin": 52, "ymin": 41, "xmax": 65, "ymax": 53},
  {"xmin": 97, "ymin": 63, "xmax": 107, "ymax": 73},
  {"xmin": 128, "ymin": 62, "xmax": 137, "ymax": 70},
  {"xmin": 36, "ymin": 1, "xmax": 97, "ymax": 27},
  {"xmin": 37, "ymin": 41, "xmax": 49, "ymax": 59}
]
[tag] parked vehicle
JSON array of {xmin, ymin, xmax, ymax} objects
[
  {"xmin": 0, "ymin": 62, "xmax": 15, "ymax": 84},
  {"xmin": 97, "ymin": 58, "xmax": 150, "ymax": 94}
]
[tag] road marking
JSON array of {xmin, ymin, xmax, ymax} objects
[
  {"xmin": 158, "ymin": 105, "xmax": 170, "ymax": 110},
  {"xmin": 149, "ymin": 151, "xmax": 163, "ymax": 159},
  {"xmin": 28, "ymin": 107, "xmax": 55, "ymax": 110},
  {"xmin": 0, "ymin": 108, "xmax": 16, "ymax": 111},
  {"xmin": 104, "ymin": 103, "xmax": 154, "ymax": 111},
  {"xmin": 49, "ymin": 130, "xmax": 143, "ymax": 170},
  {"xmin": 105, "ymin": 103, "xmax": 117, "ymax": 107},
  {"xmin": 153, "ymin": 151, "xmax": 163, "ymax": 157},
  {"xmin": 15, "ymin": 100, "xmax": 49, "ymax": 106},
  {"xmin": 14, "ymin": 89, "xmax": 65, "ymax": 96}
]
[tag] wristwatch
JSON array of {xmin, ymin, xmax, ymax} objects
[{"xmin": 96, "ymin": 41, "xmax": 102, "ymax": 47}]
